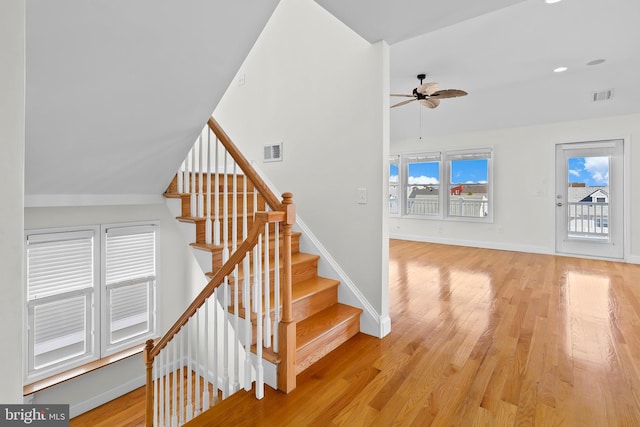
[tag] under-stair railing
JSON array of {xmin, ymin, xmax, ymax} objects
[{"xmin": 144, "ymin": 117, "xmax": 296, "ymax": 427}]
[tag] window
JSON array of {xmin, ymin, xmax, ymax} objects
[
  {"xmin": 390, "ymin": 148, "xmax": 493, "ymax": 222},
  {"xmin": 25, "ymin": 222, "xmax": 158, "ymax": 383},
  {"xmin": 102, "ymin": 224, "xmax": 158, "ymax": 355},
  {"xmin": 444, "ymin": 149, "xmax": 492, "ymax": 220},
  {"xmin": 403, "ymin": 152, "xmax": 441, "ymax": 217},
  {"xmin": 389, "ymin": 155, "xmax": 400, "ymax": 215},
  {"xmin": 25, "ymin": 228, "xmax": 99, "ymax": 381}
]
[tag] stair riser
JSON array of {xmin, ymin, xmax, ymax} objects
[
  {"xmin": 292, "ymin": 287, "xmax": 337, "ymax": 323},
  {"xmin": 295, "ymin": 316, "xmax": 360, "ymax": 375}
]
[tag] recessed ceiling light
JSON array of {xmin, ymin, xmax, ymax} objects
[
  {"xmin": 587, "ymin": 59, "xmax": 606, "ymax": 66},
  {"xmin": 554, "ymin": 66, "xmax": 568, "ymax": 73},
  {"xmin": 545, "ymin": 0, "xmax": 562, "ymax": 3}
]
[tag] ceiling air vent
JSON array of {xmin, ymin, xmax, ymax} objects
[
  {"xmin": 592, "ymin": 89, "xmax": 614, "ymax": 102},
  {"xmin": 263, "ymin": 142, "xmax": 283, "ymax": 162}
]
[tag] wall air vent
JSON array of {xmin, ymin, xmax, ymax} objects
[
  {"xmin": 263, "ymin": 142, "xmax": 283, "ymax": 162},
  {"xmin": 592, "ymin": 89, "xmax": 614, "ymax": 102}
]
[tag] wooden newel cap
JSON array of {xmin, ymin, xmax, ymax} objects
[{"xmin": 281, "ymin": 192, "xmax": 293, "ymax": 204}]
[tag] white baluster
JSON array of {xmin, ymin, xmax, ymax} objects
[
  {"xmin": 202, "ymin": 299, "xmax": 210, "ymax": 411},
  {"xmin": 177, "ymin": 160, "xmax": 184, "ymax": 194},
  {"xmin": 213, "ymin": 137, "xmax": 220, "ymax": 246},
  {"xmin": 233, "ymin": 264, "xmax": 240, "ymax": 392},
  {"xmin": 186, "ymin": 324, "xmax": 192, "ymax": 422},
  {"xmin": 243, "ymin": 251, "xmax": 252, "ymax": 391},
  {"xmin": 205, "ymin": 132, "xmax": 212, "ymax": 245},
  {"xmin": 153, "ymin": 358, "xmax": 158, "ymax": 427},
  {"xmin": 183, "ymin": 153, "xmax": 190, "ymax": 197},
  {"xmin": 191, "ymin": 146, "xmax": 197, "ymax": 218},
  {"xmin": 255, "ymin": 234, "xmax": 264, "ymax": 400},
  {"xmin": 273, "ymin": 223, "xmax": 280, "ymax": 353},
  {"xmin": 222, "ymin": 150, "xmax": 229, "ymax": 262},
  {"xmin": 172, "ymin": 340, "xmax": 178, "ymax": 427},
  {"xmin": 180, "ymin": 331, "xmax": 185, "ymax": 425},
  {"xmin": 264, "ymin": 219, "xmax": 271, "ymax": 348},
  {"xmin": 195, "ymin": 310, "xmax": 201, "ymax": 417},
  {"xmin": 198, "ymin": 134, "xmax": 204, "ymax": 218},
  {"xmin": 212, "ymin": 288, "xmax": 219, "ymax": 404},
  {"xmin": 222, "ymin": 276, "xmax": 230, "ymax": 399},
  {"xmin": 162, "ymin": 345, "xmax": 175, "ymax": 426}
]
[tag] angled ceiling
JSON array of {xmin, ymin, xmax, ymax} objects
[
  {"xmin": 25, "ymin": 0, "xmax": 279, "ymax": 198},
  {"xmin": 316, "ymin": 0, "xmax": 640, "ymax": 139}
]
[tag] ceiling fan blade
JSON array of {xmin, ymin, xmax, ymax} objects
[
  {"xmin": 420, "ymin": 98, "xmax": 440, "ymax": 109},
  {"xmin": 429, "ymin": 89, "xmax": 468, "ymax": 99},
  {"xmin": 391, "ymin": 99, "xmax": 417, "ymax": 108},
  {"xmin": 390, "ymin": 94, "xmax": 415, "ymax": 97}
]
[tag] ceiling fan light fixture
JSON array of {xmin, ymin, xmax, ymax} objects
[{"xmin": 420, "ymin": 98, "xmax": 440, "ymax": 109}]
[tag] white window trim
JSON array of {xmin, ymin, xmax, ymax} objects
[
  {"xmin": 390, "ymin": 147, "xmax": 494, "ymax": 223},
  {"xmin": 101, "ymin": 222, "xmax": 159, "ymax": 356},
  {"xmin": 24, "ymin": 226, "xmax": 100, "ymax": 383},
  {"xmin": 401, "ymin": 150, "xmax": 443, "ymax": 219},
  {"xmin": 443, "ymin": 148, "xmax": 493, "ymax": 223}
]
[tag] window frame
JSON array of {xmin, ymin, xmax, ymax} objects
[
  {"xmin": 401, "ymin": 151, "xmax": 443, "ymax": 219},
  {"xmin": 390, "ymin": 147, "xmax": 494, "ymax": 223},
  {"xmin": 24, "ymin": 226, "xmax": 100, "ymax": 383},
  {"xmin": 101, "ymin": 222, "xmax": 159, "ymax": 356},
  {"xmin": 443, "ymin": 148, "xmax": 493, "ymax": 222}
]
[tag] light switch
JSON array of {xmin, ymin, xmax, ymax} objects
[{"xmin": 357, "ymin": 188, "xmax": 367, "ymax": 204}]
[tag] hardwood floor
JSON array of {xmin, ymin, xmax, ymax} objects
[{"xmin": 72, "ymin": 240, "xmax": 640, "ymax": 426}]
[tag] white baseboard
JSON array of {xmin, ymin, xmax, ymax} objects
[
  {"xmin": 389, "ymin": 233, "xmax": 553, "ymax": 256},
  {"xmin": 70, "ymin": 375, "xmax": 145, "ymax": 418},
  {"xmin": 627, "ymin": 255, "xmax": 640, "ymax": 264}
]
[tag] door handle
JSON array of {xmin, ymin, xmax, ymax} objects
[{"xmin": 556, "ymin": 202, "xmax": 563, "ymax": 207}]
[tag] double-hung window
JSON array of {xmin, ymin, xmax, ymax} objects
[
  {"xmin": 403, "ymin": 152, "xmax": 441, "ymax": 217},
  {"xmin": 444, "ymin": 149, "xmax": 492, "ymax": 220},
  {"xmin": 102, "ymin": 224, "xmax": 157, "ymax": 355},
  {"xmin": 25, "ymin": 222, "xmax": 158, "ymax": 383},
  {"xmin": 25, "ymin": 228, "xmax": 99, "ymax": 382}
]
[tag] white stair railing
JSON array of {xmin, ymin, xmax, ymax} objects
[{"xmin": 146, "ymin": 118, "xmax": 296, "ymax": 426}]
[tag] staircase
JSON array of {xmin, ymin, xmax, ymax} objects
[
  {"xmin": 144, "ymin": 117, "xmax": 362, "ymax": 426},
  {"xmin": 163, "ymin": 175, "xmax": 363, "ymax": 377}
]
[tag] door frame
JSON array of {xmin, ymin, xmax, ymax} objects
[{"xmin": 554, "ymin": 138, "xmax": 628, "ymax": 260}]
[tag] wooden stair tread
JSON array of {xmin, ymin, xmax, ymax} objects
[
  {"xmin": 296, "ymin": 304, "xmax": 362, "ymax": 350},
  {"xmin": 251, "ymin": 345, "xmax": 281, "ymax": 365},
  {"xmin": 292, "ymin": 277, "xmax": 339, "ymax": 301}
]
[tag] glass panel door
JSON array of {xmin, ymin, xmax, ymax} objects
[{"xmin": 555, "ymin": 140, "xmax": 623, "ymax": 259}]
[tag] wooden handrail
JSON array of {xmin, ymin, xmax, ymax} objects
[
  {"xmin": 208, "ymin": 117, "xmax": 283, "ymax": 211},
  {"xmin": 147, "ymin": 210, "xmax": 285, "ymax": 361}
]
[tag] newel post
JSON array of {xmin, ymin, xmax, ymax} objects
[
  {"xmin": 278, "ymin": 192, "xmax": 297, "ymax": 392},
  {"xmin": 144, "ymin": 339, "xmax": 155, "ymax": 427}
]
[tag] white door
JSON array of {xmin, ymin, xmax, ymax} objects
[{"xmin": 555, "ymin": 140, "xmax": 624, "ymax": 259}]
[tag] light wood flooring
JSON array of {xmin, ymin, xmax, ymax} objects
[{"xmin": 71, "ymin": 240, "xmax": 640, "ymax": 426}]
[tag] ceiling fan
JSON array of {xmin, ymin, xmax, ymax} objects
[{"xmin": 391, "ymin": 74, "xmax": 467, "ymax": 109}]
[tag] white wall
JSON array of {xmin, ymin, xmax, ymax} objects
[
  {"xmin": 24, "ymin": 203, "xmax": 195, "ymax": 416},
  {"xmin": 214, "ymin": 0, "xmax": 389, "ymax": 325},
  {"xmin": 390, "ymin": 113, "xmax": 639, "ymax": 262},
  {"xmin": 0, "ymin": 0, "xmax": 25, "ymax": 404}
]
